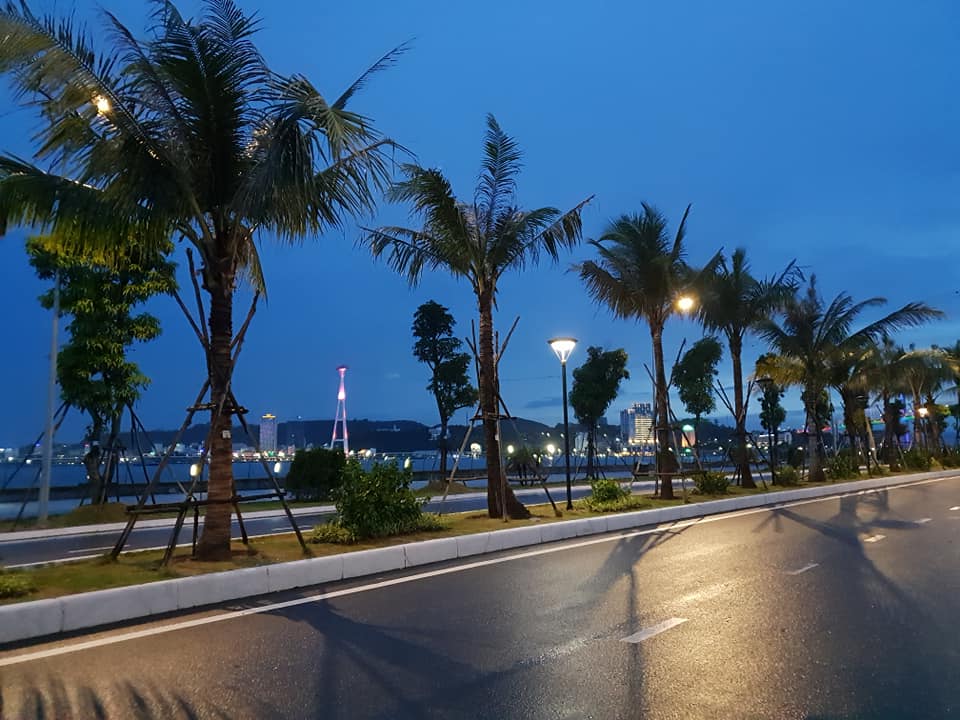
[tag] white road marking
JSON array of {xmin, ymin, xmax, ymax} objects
[
  {"xmin": 950, "ymin": 506, "xmax": 960, "ymax": 511},
  {"xmin": 914, "ymin": 518, "xmax": 932, "ymax": 525},
  {"xmin": 621, "ymin": 618, "xmax": 688, "ymax": 643},
  {"xmin": 66, "ymin": 547, "xmax": 114, "ymax": 554},
  {"xmin": 863, "ymin": 534, "xmax": 886, "ymax": 543},
  {"xmin": 2, "ymin": 473, "xmax": 958, "ymax": 667},
  {"xmin": 786, "ymin": 563, "xmax": 819, "ymax": 576}
]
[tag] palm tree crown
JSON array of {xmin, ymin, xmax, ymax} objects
[
  {"xmin": 0, "ymin": 0, "xmax": 399, "ymax": 558},
  {"xmin": 363, "ymin": 114, "xmax": 591, "ymax": 518}
]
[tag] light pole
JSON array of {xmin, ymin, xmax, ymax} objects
[
  {"xmin": 757, "ymin": 375, "xmax": 777, "ymax": 484},
  {"xmin": 549, "ymin": 337, "xmax": 577, "ymax": 509}
]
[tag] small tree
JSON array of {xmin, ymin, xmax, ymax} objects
[
  {"xmin": 756, "ymin": 354, "xmax": 787, "ymax": 480},
  {"xmin": 28, "ymin": 238, "xmax": 175, "ymax": 504},
  {"xmin": 412, "ymin": 301, "xmax": 477, "ymax": 476},
  {"xmin": 672, "ymin": 337, "xmax": 722, "ymax": 454},
  {"xmin": 569, "ymin": 347, "xmax": 629, "ymax": 479}
]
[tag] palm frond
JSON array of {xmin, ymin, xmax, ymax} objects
[
  {"xmin": 333, "ymin": 41, "xmax": 410, "ymax": 110},
  {"xmin": 361, "ymin": 225, "xmax": 468, "ymax": 287},
  {"xmin": 475, "ymin": 114, "xmax": 523, "ymax": 236}
]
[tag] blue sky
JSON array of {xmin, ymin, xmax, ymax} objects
[{"xmin": 1, "ymin": 0, "xmax": 959, "ymax": 445}]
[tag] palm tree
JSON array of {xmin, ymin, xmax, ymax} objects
[
  {"xmin": 698, "ymin": 248, "xmax": 799, "ymax": 488},
  {"xmin": 362, "ymin": 115, "xmax": 591, "ymax": 518},
  {"xmin": 578, "ymin": 205, "xmax": 718, "ymax": 499},
  {"xmin": 0, "ymin": 1, "xmax": 397, "ymax": 558},
  {"xmin": 900, "ymin": 347, "xmax": 955, "ymax": 452},
  {"xmin": 756, "ymin": 276, "xmax": 941, "ymax": 482}
]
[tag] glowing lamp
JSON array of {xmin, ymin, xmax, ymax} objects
[{"xmin": 548, "ymin": 337, "xmax": 577, "ymax": 364}]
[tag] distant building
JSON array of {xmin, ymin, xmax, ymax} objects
[
  {"xmin": 620, "ymin": 403, "xmax": 653, "ymax": 447},
  {"xmin": 260, "ymin": 413, "xmax": 278, "ymax": 453}
]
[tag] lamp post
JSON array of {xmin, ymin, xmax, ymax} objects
[{"xmin": 549, "ymin": 337, "xmax": 577, "ymax": 509}]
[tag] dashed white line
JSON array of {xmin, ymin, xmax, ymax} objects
[
  {"xmin": 621, "ymin": 618, "xmax": 688, "ymax": 643},
  {"xmin": 914, "ymin": 518, "xmax": 932, "ymax": 525},
  {"xmin": 786, "ymin": 563, "xmax": 819, "ymax": 576},
  {"xmin": 863, "ymin": 534, "xmax": 886, "ymax": 543},
  {"xmin": 950, "ymin": 506, "xmax": 960, "ymax": 511}
]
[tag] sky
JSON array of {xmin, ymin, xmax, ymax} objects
[{"xmin": 1, "ymin": 0, "xmax": 960, "ymax": 446}]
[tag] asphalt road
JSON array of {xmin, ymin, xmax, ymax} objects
[
  {"xmin": 0, "ymin": 483, "xmax": 611, "ymax": 566},
  {"xmin": 2, "ymin": 475, "xmax": 959, "ymax": 718}
]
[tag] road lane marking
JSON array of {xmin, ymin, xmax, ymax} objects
[
  {"xmin": 914, "ymin": 518, "xmax": 932, "ymax": 525},
  {"xmin": 66, "ymin": 547, "xmax": 114, "ymax": 554},
  {"xmin": 786, "ymin": 563, "xmax": 819, "ymax": 576},
  {"xmin": 951, "ymin": 506, "xmax": 960, "ymax": 511},
  {"xmin": 3, "ymin": 473, "xmax": 959, "ymax": 666},
  {"xmin": 863, "ymin": 534, "xmax": 886, "ymax": 543},
  {"xmin": 621, "ymin": 618, "xmax": 688, "ymax": 643}
]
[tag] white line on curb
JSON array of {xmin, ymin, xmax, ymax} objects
[
  {"xmin": 863, "ymin": 534, "xmax": 886, "ymax": 543},
  {"xmin": 621, "ymin": 618, "xmax": 688, "ymax": 643},
  {"xmin": 786, "ymin": 563, "xmax": 819, "ymax": 576}
]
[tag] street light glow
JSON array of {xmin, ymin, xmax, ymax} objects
[
  {"xmin": 189, "ymin": 463, "xmax": 201, "ymax": 478},
  {"xmin": 548, "ymin": 337, "xmax": 577, "ymax": 364},
  {"xmin": 93, "ymin": 95, "xmax": 111, "ymax": 114},
  {"xmin": 676, "ymin": 295, "xmax": 696, "ymax": 313},
  {"xmin": 546, "ymin": 443, "xmax": 556, "ymax": 455},
  {"xmin": 507, "ymin": 444, "xmax": 515, "ymax": 455}
]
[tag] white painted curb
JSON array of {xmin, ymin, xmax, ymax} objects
[{"xmin": 0, "ymin": 469, "xmax": 955, "ymax": 645}]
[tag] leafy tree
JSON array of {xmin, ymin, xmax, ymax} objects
[
  {"xmin": 28, "ymin": 237, "xmax": 175, "ymax": 504},
  {"xmin": 0, "ymin": 1, "xmax": 397, "ymax": 558},
  {"xmin": 285, "ymin": 447, "xmax": 345, "ymax": 502},
  {"xmin": 363, "ymin": 115, "xmax": 591, "ymax": 518},
  {"xmin": 756, "ymin": 276, "xmax": 941, "ymax": 482},
  {"xmin": 569, "ymin": 346, "xmax": 629, "ymax": 478},
  {"xmin": 697, "ymin": 248, "xmax": 798, "ymax": 488},
  {"xmin": 755, "ymin": 353, "xmax": 787, "ymax": 478},
  {"xmin": 578, "ymin": 204, "xmax": 719, "ymax": 499},
  {"xmin": 671, "ymin": 337, "xmax": 722, "ymax": 453},
  {"xmin": 412, "ymin": 301, "xmax": 477, "ymax": 476}
]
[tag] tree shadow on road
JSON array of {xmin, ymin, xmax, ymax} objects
[
  {"xmin": 0, "ymin": 674, "xmax": 232, "ymax": 719},
  {"xmin": 754, "ymin": 489, "xmax": 953, "ymax": 718}
]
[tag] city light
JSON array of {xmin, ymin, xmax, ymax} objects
[
  {"xmin": 546, "ymin": 443, "xmax": 556, "ymax": 455},
  {"xmin": 507, "ymin": 444, "xmax": 515, "ymax": 455},
  {"xmin": 676, "ymin": 295, "xmax": 696, "ymax": 313},
  {"xmin": 93, "ymin": 95, "xmax": 111, "ymax": 114},
  {"xmin": 548, "ymin": 337, "xmax": 577, "ymax": 364}
]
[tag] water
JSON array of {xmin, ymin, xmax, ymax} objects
[{"xmin": 0, "ymin": 452, "xmax": 651, "ymax": 520}]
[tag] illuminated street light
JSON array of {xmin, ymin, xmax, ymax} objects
[
  {"xmin": 93, "ymin": 95, "xmax": 111, "ymax": 115},
  {"xmin": 507, "ymin": 444, "xmax": 515, "ymax": 455},
  {"xmin": 273, "ymin": 461, "xmax": 282, "ymax": 475},
  {"xmin": 548, "ymin": 337, "xmax": 577, "ymax": 509},
  {"xmin": 546, "ymin": 443, "xmax": 557, "ymax": 455},
  {"xmin": 189, "ymin": 463, "xmax": 201, "ymax": 478},
  {"xmin": 676, "ymin": 295, "xmax": 696, "ymax": 313}
]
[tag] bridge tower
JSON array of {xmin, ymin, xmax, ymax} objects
[{"xmin": 329, "ymin": 365, "xmax": 349, "ymax": 454}]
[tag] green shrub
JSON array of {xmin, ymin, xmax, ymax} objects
[
  {"xmin": 311, "ymin": 522, "xmax": 356, "ymax": 545},
  {"xmin": 0, "ymin": 571, "xmax": 35, "ymax": 599},
  {"xmin": 776, "ymin": 465, "xmax": 800, "ymax": 486},
  {"xmin": 335, "ymin": 460, "xmax": 427, "ymax": 540},
  {"xmin": 902, "ymin": 447, "xmax": 932, "ymax": 471},
  {"xmin": 826, "ymin": 451, "xmax": 858, "ymax": 480},
  {"xmin": 583, "ymin": 495, "xmax": 652, "ymax": 513},
  {"xmin": 694, "ymin": 471, "xmax": 730, "ymax": 495},
  {"xmin": 285, "ymin": 447, "xmax": 346, "ymax": 501},
  {"xmin": 590, "ymin": 478, "xmax": 628, "ymax": 503},
  {"xmin": 940, "ymin": 449, "xmax": 960, "ymax": 468}
]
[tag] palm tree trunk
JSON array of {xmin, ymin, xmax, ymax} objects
[
  {"xmin": 806, "ymin": 400, "xmax": 826, "ymax": 482},
  {"xmin": 478, "ymin": 290, "xmax": 529, "ymax": 519},
  {"xmin": 196, "ymin": 278, "xmax": 236, "ymax": 560},
  {"xmin": 587, "ymin": 424, "xmax": 596, "ymax": 479},
  {"xmin": 652, "ymin": 326, "xmax": 674, "ymax": 499},
  {"xmin": 731, "ymin": 337, "xmax": 755, "ymax": 488}
]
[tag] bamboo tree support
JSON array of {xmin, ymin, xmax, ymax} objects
[
  {"xmin": 714, "ymin": 380, "xmax": 769, "ymax": 491},
  {"xmin": 440, "ymin": 317, "xmax": 560, "ymax": 517},
  {"xmin": 8, "ymin": 403, "xmax": 71, "ymax": 530},
  {"xmin": 111, "ymin": 273, "xmax": 302, "ymax": 562}
]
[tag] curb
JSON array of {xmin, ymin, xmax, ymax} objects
[{"xmin": 1, "ymin": 470, "xmax": 955, "ymax": 645}]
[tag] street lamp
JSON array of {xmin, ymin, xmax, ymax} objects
[
  {"xmin": 676, "ymin": 294, "xmax": 696, "ymax": 313},
  {"xmin": 549, "ymin": 337, "xmax": 577, "ymax": 509}
]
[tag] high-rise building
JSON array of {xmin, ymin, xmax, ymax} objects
[
  {"xmin": 620, "ymin": 403, "xmax": 653, "ymax": 447},
  {"xmin": 260, "ymin": 413, "xmax": 278, "ymax": 453}
]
